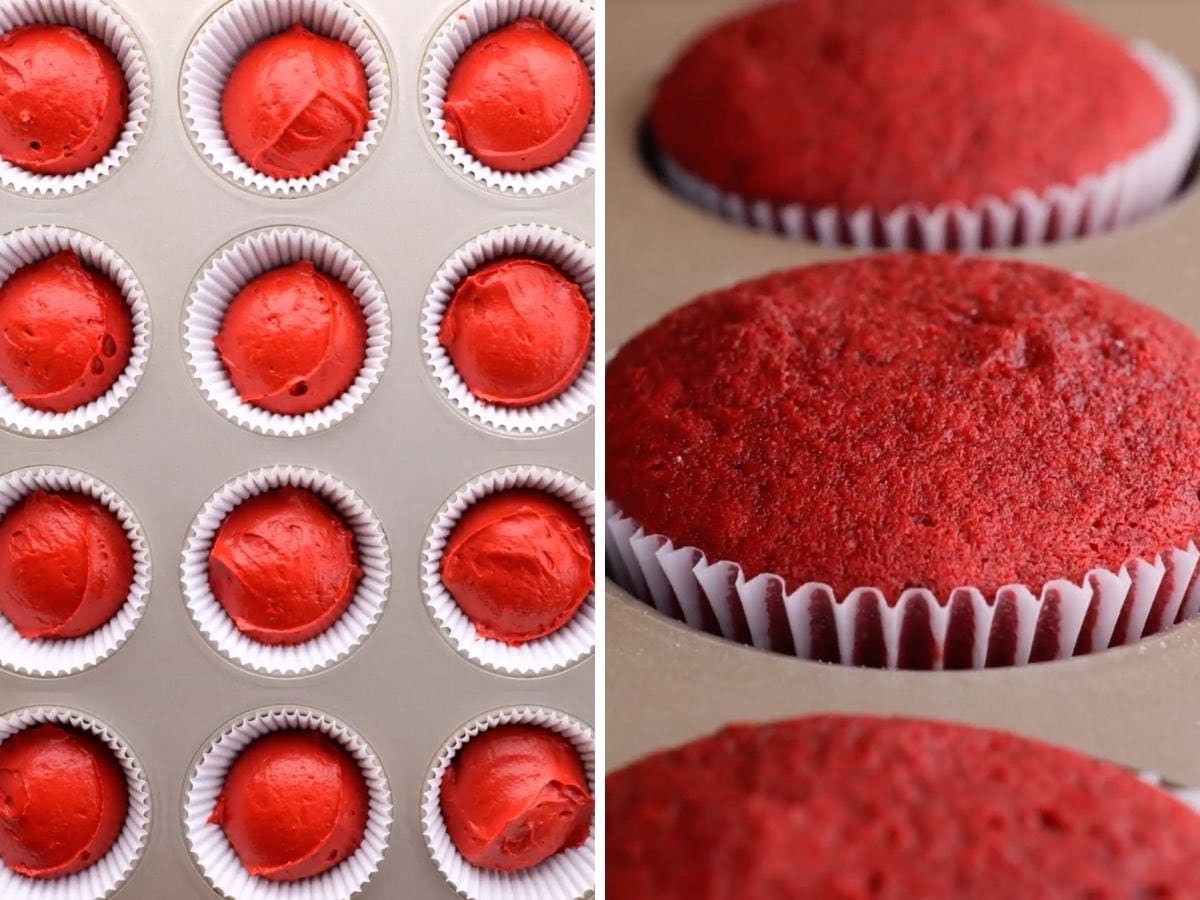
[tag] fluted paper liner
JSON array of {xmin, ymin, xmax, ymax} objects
[
  {"xmin": 422, "ymin": 466, "xmax": 595, "ymax": 676},
  {"xmin": 0, "ymin": 226, "xmax": 151, "ymax": 436},
  {"xmin": 421, "ymin": 706, "xmax": 595, "ymax": 900},
  {"xmin": 184, "ymin": 706, "xmax": 392, "ymax": 900},
  {"xmin": 181, "ymin": 466, "xmax": 390, "ymax": 676},
  {"xmin": 0, "ymin": 706, "xmax": 151, "ymax": 900},
  {"xmin": 0, "ymin": 467, "xmax": 151, "ymax": 677},
  {"xmin": 607, "ymin": 503, "xmax": 1200, "ymax": 670},
  {"xmin": 183, "ymin": 227, "xmax": 391, "ymax": 436},
  {"xmin": 0, "ymin": 0, "xmax": 151, "ymax": 197},
  {"xmin": 421, "ymin": 225, "xmax": 595, "ymax": 434},
  {"xmin": 656, "ymin": 42, "xmax": 1200, "ymax": 250},
  {"xmin": 180, "ymin": 0, "xmax": 391, "ymax": 197},
  {"xmin": 422, "ymin": 0, "xmax": 596, "ymax": 195}
]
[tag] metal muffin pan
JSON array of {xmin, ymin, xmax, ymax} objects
[{"xmin": 0, "ymin": 0, "xmax": 595, "ymax": 897}]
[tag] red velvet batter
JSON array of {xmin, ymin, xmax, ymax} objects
[
  {"xmin": 208, "ymin": 487, "xmax": 361, "ymax": 645},
  {"xmin": 444, "ymin": 18, "xmax": 592, "ymax": 172},
  {"xmin": 0, "ymin": 490, "xmax": 133, "ymax": 639},
  {"xmin": 0, "ymin": 24, "xmax": 127, "ymax": 175},
  {"xmin": 440, "ymin": 724, "xmax": 592, "ymax": 872},
  {"xmin": 221, "ymin": 22, "xmax": 369, "ymax": 180},
  {"xmin": 210, "ymin": 730, "xmax": 368, "ymax": 882},
  {"xmin": 442, "ymin": 490, "xmax": 593, "ymax": 644},
  {"xmin": 650, "ymin": 0, "xmax": 1171, "ymax": 212},
  {"xmin": 214, "ymin": 261, "xmax": 367, "ymax": 415},
  {"xmin": 607, "ymin": 254, "xmax": 1200, "ymax": 599},
  {"xmin": 608, "ymin": 715, "xmax": 1200, "ymax": 898},
  {"xmin": 439, "ymin": 259, "xmax": 591, "ymax": 407},
  {"xmin": 0, "ymin": 724, "xmax": 127, "ymax": 879}
]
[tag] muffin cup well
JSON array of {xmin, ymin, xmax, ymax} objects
[
  {"xmin": 422, "ymin": 0, "xmax": 596, "ymax": 195},
  {"xmin": 422, "ymin": 466, "xmax": 596, "ymax": 677},
  {"xmin": 607, "ymin": 502, "xmax": 1200, "ymax": 670},
  {"xmin": 0, "ymin": 467, "xmax": 151, "ymax": 677},
  {"xmin": 0, "ymin": 0, "xmax": 151, "ymax": 197},
  {"xmin": 180, "ymin": 0, "xmax": 391, "ymax": 197},
  {"xmin": 0, "ymin": 226, "xmax": 151, "ymax": 437},
  {"xmin": 656, "ymin": 41, "xmax": 1200, "ymax": 250},
  {"xmin": 183, "ymin": 226, "xmax": 390, "ymax": 437},
  {"xmin": 0, "ymin": 706, "xmax": 151, "ymax": 900},
  {"xmin": 181, "ymin": 466, "xmax": 390, "ymax": 677},
  {"xmin": 183, "ymin": 706, "xmax": 392, "ymax": 900},
  {"xmin": 421, "ymin": 225, "xmax": 595, "ymax": 435},
  {"xmin": 421, "ymin": 706, "xmax": 595, "ymax": 900}
]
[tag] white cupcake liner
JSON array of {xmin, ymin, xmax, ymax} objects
[
  {"xmin": 607, "ymin": 502, "xmax": 1200, "ymax": 670},
  {"xmin": 180, "ymin": 0, "xmax": 391, "ymax": 197},
  {"xmin": 421, "ymin": 225, "xmax": 595, "ymax": 435},
  {"xmin": 421, "ymin": 706, "xmax": 595, "ymax": 900},
  {"xmin": 181, "ymin": 465, "xmax": 390, "ymax": 677},
  {"xmin": 184, "ymin": 706, "xmax": 392, "ymax": 900},
  {"xmin": 422, "ymin": 466, "xmax": 595, "ymax": 677},
  {"xmin": 656, "ymin": 41, "xmax": 1200, "ymax": 250},
  {"xmin": 183, "ymin": 227, "xmax": 390, "ymax": 437},
  {"xmin": 0, "ymin": 467, "xmax": 150, "ymax": 677},
  {"xmin": 422, "ymin": 0, "xmax": 596, "ymax": 195},
  {"xmin": 0, "ymin": 0, "xmax": 151, "ymax": 197},
  {"xmin": 0, "ymin": 226, "xmax": 151, "ymax": 437},
  {"xmin": 0, "ymin": 706, "xmax": 151, "ymax": 900}
]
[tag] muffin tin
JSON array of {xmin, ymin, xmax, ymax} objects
[
  {"xmin": 606, "ymin": 0, "xmax": 1200, "ymax": 784},
  {"xmin": 0, "ymin": 0, "xmax": 595, "ymax": 897}
]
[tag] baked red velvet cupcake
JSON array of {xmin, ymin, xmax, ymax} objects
[
  {"xmin": 607, "ymin": 254, "xmax": 1200, "ymax": 668},
  {"xmin": 608, "ymin": 715, "xmax": 1200, "ymax": 898}
]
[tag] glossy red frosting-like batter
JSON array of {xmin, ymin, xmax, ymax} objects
[
  {"xmin": 0, "ymin": 490, "xmax": 133, "ymax": 639},
  {"xmin": 444, "ymin": 18, "xmax": 592, "ymax": 172},
  {"xmin": 221, "ymin": 22, "xmax": 369, "ymax": 180},
  {"xmin": 0, "ymin": 24, "xmax": 127, "ymax": 175},
  {"xmin": 441, "ymin": 490, "xmax": 592, "ymax": 644},
  {"xmin": 207, "ymin": 487, "xmax": 361, "ymax": 645},
  {"xmin": 215, "ymin": 260, "xmax": 367, "ymax": 415},
  {"xmin": 440, "ymin": 724, "xmax": 591, "ymax": 872},
  {"xmin": 210, "ymin": 730, "xmax": 368, "ymax": 882},
  {"xmin": 439, "ymin": 258, "xmax": 591, "ymax": 407},
  {"xmin": 0, "ymin": 724, "xmax": 127, "ymax": 879}
]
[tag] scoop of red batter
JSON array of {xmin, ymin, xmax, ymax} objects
[
  {"xmin": 440, "ymin": 724, "xmax": 592, "ymax": 872},
  {"xmin": 0, "ymin": 723, "xmax": 127, "ymax": 879}
]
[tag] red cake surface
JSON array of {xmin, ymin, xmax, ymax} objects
[
  {"xmin": 607, "ymin": 254, "xmax": 1200, "ymax": 599},
  {"xmin": 0, "ymin": 490, "xmax": 133, "ymax": 639},
  {"xmin": 210, "ymin": 730, "xmax": 368, "ymax": 882},
  {"xmin": 440, "ymin": 724, "xmax": 592, "ymax": 872},
  {"xmin": 608, "ymin": 715, "xmax": 1200, "ymax": 898},
  {"xmin": 0, "ymin": 24, "xmax": 127, "ymax": 175},
  {"xmin": 0, "ymin": 723, "xmax": 127, "ymax": 879},
  {"xmin": 444, "ymin": 18, "xmax": 592, "ymax": 172},
  {"xmin": 208, "ymin": 487, "xmax": 361, "ymax": 645},
  {"xmin": 0, "ymin": 251, "xmax": 132, "ymax": 413},
  {"xmin": 649, "ymin": 0, "xmax": 1171, "ymax": 212},
  {"xmin": 439, "ymin": 258, "xmax": 592, "ymax": 407},
  {"xmin": 221, "ymin": 22, "xmax": 369, "ymax": 180}
]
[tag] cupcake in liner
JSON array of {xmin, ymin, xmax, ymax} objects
[
  {"xmin": 422, "ymin": 0, "xmax": 596, "ymax": 195},
  {"xmin": 422, "ymin": 466, "xmax": 595, "ymax": 677},
  {"xmin": 0, "ymin": 467, "xmax": 151, "ymax": 677},
  {"xmin": 421, "ymin": 225, "xmax": 595, "ymax": 435},
  {"xmin": 183, "ymin": 226, "xmax": 390, "ymax": 437},
  {"xmin": 0, "ymin": 0, "xmax": 151, "ymax": 197},
  {"xmin": 184, "ymin": 706, "xmax": 392, "ymax": 900},
  {"xmin": 181, "ymin": 465, "xmax": 390, "ymax": 677},
  {"xmin": 180, "ymin": 0, "xmax": 391, "ymax": 197},
  {"xmin": 655, "ymin": 42, "xmax": 1200, "ymax": 251},
  {"xmin": 0, "ymin": 706, "xmax": 151, "ymax": 900},
  {"xmin": 0, "ymin": 226, "xmax": 151, "ymax": 437},
  {"xmin": 421, "ymin": 706, "xmax": 595, "ymax": 900}
]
